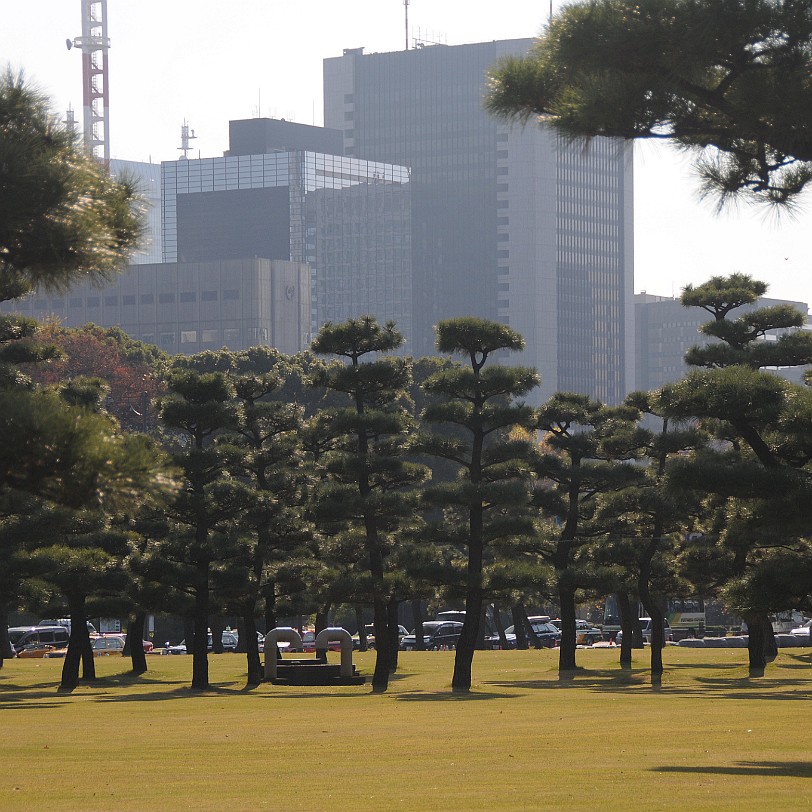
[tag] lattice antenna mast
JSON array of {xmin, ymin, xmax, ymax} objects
[
  {"xmin": 67, "ymin": 0, "xmax": 110, "ymax": 163},
  {"xmin": 178, "ymin": 120, "xmax": 197, "ymax": 160}
]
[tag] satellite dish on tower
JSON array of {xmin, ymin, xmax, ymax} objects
[{"xmin": 66, "ymin": 38, "xmax": 73, "ymax": 50}]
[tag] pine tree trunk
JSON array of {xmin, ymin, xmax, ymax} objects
[
  {"xmin": 512, "ymin": 605, "xmax": 528, "ymax": 650},
  {"xmin": 355, "ymin": 606, "xmax": 367, "ymax": 651},
  {"xmin": 243, "ymin": 611, "xmax": 262, "ymax": 685},
  {"xmin": 452, "ymin": 586, "xmax": 482, "ymax": 691},
  {"xmin": 210, "ymin": 615, "xmax": 225, "ymax": 654},
  {"xmin": 452, "ymin": 517, "xmax": 484, "ymax": 691},
  {"xmin": 617, "ymin": 591, "xmax": 634, "ymax": 668},
  {"xmin": 315, "ymin": 604, "xmax": 330, "ymax": 635},
  {"xmin": 60, "ymin": 595, "xmax": 93, "ymax": 691},
  {"xmin": 236, "ymin": 616, "xmax": 247, "ymax": 653},
  {"xmin": 411, "ymin": 599, "xmax": 425, "ymax": 651},
  {"xmin": 371, "ymin": 595, "xmax": 391, "ymax": 691},
  {"xmin": 761, "ymin": 616, "xmax": 778, "ymax": 661},
  {"xmin": 191, "ymin": 561, "xmax": 210, "ymax": 690},
  {"xmin": 744, "ymin": 611, "xmax": 767, "ymax": 676},
  {"xmin": 558, "ymin": 583, "xmax": 578, "ymax": 672},
  {"xmin": 127, "ymin": 612, "xmax": 148, "ymax": 675},
  {"xmin": 264, "ymin": 583, "xmax": 277, "ymax": 632},
  {"xmin": 0, "ymin": 605, "xmax": 11, "ymax": 669}
]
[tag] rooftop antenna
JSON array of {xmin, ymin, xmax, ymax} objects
[
  {"xmin": 178, "ymin": 120, "xmax": 197, "ymax": 160},
  {"xmin": 67, "ymin": 0, "xmax": 111, "ymax": 163},
  {"xmin": 63, "ymin": 105, "xmax": 78, "ymax": 138},
  {"xmin": 404, "ymin": 0, "xmax": 410, "ymax": 50}
]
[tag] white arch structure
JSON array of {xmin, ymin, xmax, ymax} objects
[
  {"xmin": 315, "ymin": 627, "xmax": 354, "ymax": 678},
  {"xmin": 263, "ymin": 627, "xmax": 303, "ymax": 680}
]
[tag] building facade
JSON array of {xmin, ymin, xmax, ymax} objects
[
  {"xmin": 2, "ymin": 258, "xmax": 311, "ymax": 356},
  {"xmin": 161, "ymin": 119, "xmax": 413, "ymax": 350},
  {"xmin": 324, "ymin": 40, "xmax": 634, "ymax": 403}
]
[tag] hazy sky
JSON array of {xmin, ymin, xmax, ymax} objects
[{"xmin": 3, "ymin": 0, "xmax": 809, "ymax": 307}]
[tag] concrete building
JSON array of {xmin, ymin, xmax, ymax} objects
[
  {"xmin": 5, "ymin": 258, "xmax": 310, "ymax": 356},
  {"xmin": 635, "ymin": 292, "xmax": 810, "ymax": 390},
  {"xmin": 162, "ymin": 118, "xmax": 413, "ymax": 350},
  {"xmin": 324, "ymin": 40, "xmax": 634, "ymax": 403}
]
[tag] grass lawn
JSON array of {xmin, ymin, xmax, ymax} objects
[{"xmin": 1, "ymin": 646, "xmax": 810, "ymax": 811}]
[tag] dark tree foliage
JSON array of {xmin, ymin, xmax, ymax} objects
[
  {"xmin": 534, "ymin": 393, "xmax": 642, "ymax": 672},
  {"xmin": 311, "ymin": 317, "xmax": 429, "ymax": 692},
  {"xmin": 0, "ymin": 69, "xmax": 144, "ymax": 301},
  {"xmin": 486, "ymin": 0, "xmax": 812, "ymax": 206},
  {"xmin": 156, "ymin": 362, "xmax": 252, "ymax": 690},
  {"xmin": 419, "ymin": 317, "xmax": 538, "ymax": 691},
  {"xmin": 659, "ymin": 274, "xmax": 812, "ymax": 674}
]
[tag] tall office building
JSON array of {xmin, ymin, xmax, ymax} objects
[
  {"xmin": 324, "ymin": 40, "xmax": 634, "ymax": 403},
  {"xmin": 162, "ymin": 118, "xmax": 413, "ymax": 349}
]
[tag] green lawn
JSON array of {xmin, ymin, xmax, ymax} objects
[{"xmin": 1, "ymin": 647, "xmax": 810, "ymax": 811}]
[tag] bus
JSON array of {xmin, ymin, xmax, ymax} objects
[
  {"xmin": 666, "ymin": 599, "xmax": 705, "ymax": 639},
  {"xmin": 602, "ymin": 596, "xmax": 705, "ymax": 640}
]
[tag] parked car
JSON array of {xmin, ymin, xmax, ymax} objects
[
  {"xmin": 400, "ymin": 621, "xmax": 464, "ymax": 651},
  {"xmin": 352, "ymin": 624, "xmax": 408, "ymax": 650},
  {"xmin": 549, "ymin": 618, "xmax": 603, "ymax": 645},
  {"xmin": 37, "ymin": 619, "xmax": 97, "ymax": 635},
  {"xmin": 164, "ymin": 631, "xmax": 239, "ymax": 655},
  {"xmin": 791, "ymin": 620, "xmax": 812, "ymax": 640},
  {"xmin": 616, "ymin": 618, "xmax": 674, "ymax": 645},
  {"xmin": 16, "ymin": 643, "xmax": 57, "ymax": 659},
  {"xmin": 500, "ymin": 620, "xmax": 561, "ymax": 649},
  {"xmin": 9, "ymin": 626, "xmax": 70, "ymax": 655},
  {"xmin": 45, "ymin": 635, "xmax": 127, "ymax": 659}
]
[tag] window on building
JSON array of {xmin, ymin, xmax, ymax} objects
[
  {"xmin": 104, "ymin": 296, "xmax": 118, "ymax": 306},
  {"xmin": 201, "ymin": 290, "xmax": 218, "ymax": 301},
  {"xmin": 223, "ymin": 290, "xmax": 239, "ymax": 300},
  {"xmin": 87, "ymin": 297, "xmax": 100, "ymax": 308},
  {"xmin": 180, "ymin": 292, "xmax": 197, "ymax": 303},
  {"xmin": 141, "ymin": 294, "xmax": 154, "ymax": 304},
  {"xmin": 122, "ymin": 295, "xmax": 136, "ymax": 305},
  {"xmin": 180, "ymin": 331, "xmax": 197, "ymax": 344},
  {"xmin": 159, "ymin": 292, "xmax": 175, "ymax": 304}
]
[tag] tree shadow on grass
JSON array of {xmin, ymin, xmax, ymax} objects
[
  {"xmin": 652, "ymin": 761, "xmax": 812, "ymax": 778},
  {"xmin": 395, "ymin": 690, "xmax": 517, "ymax": 701},
  {"xmin": 488, "ymin": 667, "xmax": 647, "ymax": 693}
]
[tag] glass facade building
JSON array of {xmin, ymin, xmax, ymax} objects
[
  {"xmin": 161, "ymin": 135, "xmax": 412, "ymax": 349},
  {"xmin": 324, "ymin": 40, "xmax": 634, "ymax": 403}
]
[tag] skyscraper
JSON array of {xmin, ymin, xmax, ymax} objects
[{"xmin": 324, "ymin": 40, "xmax": 634, "ymax": 403}]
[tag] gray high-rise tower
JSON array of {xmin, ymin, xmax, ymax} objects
[{"xmin": 324, "ymin": 39, "xmax": 634, "ymax": 403}]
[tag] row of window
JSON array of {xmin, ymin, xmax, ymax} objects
[{"xmin": 18, "ymin": 290, "xmax": 242, "ymax": 310}]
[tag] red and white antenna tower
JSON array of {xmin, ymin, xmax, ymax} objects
[{"xmin": 67, "ymin": 0, "xmax": 110, "ymax": 163}]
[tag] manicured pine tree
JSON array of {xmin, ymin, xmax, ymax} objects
[
  {"xmin": 310, "ymin": 317, "xmax": 429, "ymax": 692},
  {"xmin": 217, "ymin": 347, "xmax": 312, "ymax": 685},
  {"xmin": 595, "ymin": 391, "xmax": 706, "ymax": 680},
  {"xmin": 659, "ymin": 274, "xmax": 812, "ymax": 675},
  {"xmin": 419, "ymin": 317, "xmax": 538, "ymax": 692},
  {"xmin": 157, "ymin": 361, "xmax": 252, "ymax": 690},
  {"xmin": 534, "ymin": 393, "xmax": 641, "ymax": 673}
]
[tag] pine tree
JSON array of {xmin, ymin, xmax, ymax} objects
[
  {"xmin": 310, "ymin": 317, "xmax": 428, "ymax": 692},
  {"xmin": 659, "ymin": 274, "xmax": 812, "ymax": 674},
  {"xmin": 419, "ymin": 317, "xmax": 538, "ymax": 691},
  {"xmin": 534, "ymin": 393, "xmax": 641, "ymax": 672}
]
